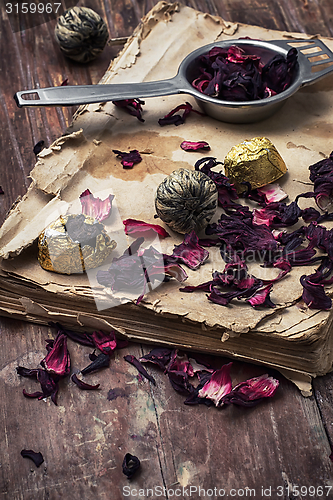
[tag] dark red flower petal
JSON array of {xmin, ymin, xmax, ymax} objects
[
  {"xmin": 124, "ymin": 355, "xmax": 156, "ymax": 385},
  {"xmin": 113, "ymin": 98, "xmax": 145, "ymax": 122},
  {"xmin": 122, "ymin": 453, "xmax": 141, "ymax": 478},
  {"xmin": 79, "ymin": 189, "xmax": 115, "ymax": 221},
  {"xmin": 180, "ymin": 141, "xmax": 211, "ymax": 151},
  {"xmin": 21, "ymin": 449, "xmax": 44, "ymax": 468},
  {"xmin": 158, "ymin": 102, "xmax": 203, "ymax": 126},
  {"xmin": 171, "ymin": 231, "xmax": 209, "ymax": 270},
  {"xmin": 41, "ymin": 333, "xmax": 70, "ymax": 377},
  {"xmin": 71, "ymin": 373, "xmax": 100, "ymax": 390},
  {"xmin": 112, "ymin": 149, "xmax": 142, "ymax": 169},
  {"xmin": 81, "ymin": 352, "xmax": 110, "ymax": 375},
  {"xmin": 139, "ymin": 347, "xmax": 173, "ymax": 370},
  {"xmin": 91, "ymin": 330, "xmax": 117, "ymax": 355},
  {"xmin": 221, "ymin": 374, "xmax": 279, "ymax": 407},
  {"xmin": 123, "ymin": 219, "xmax": 170, "ymax": 239}
]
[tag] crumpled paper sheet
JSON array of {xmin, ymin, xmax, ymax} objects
[{"xmin": 2, "ymin": 1, "xmax": 333, "ymax": 394}]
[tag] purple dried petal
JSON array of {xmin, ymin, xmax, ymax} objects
[
  {"xmin": 300, "ymin": 275, "xmax": 332, "ymax": 310},
  {"xmin": 81, "ymin": 352, "xmax": 110, "ymax": 375},
  {"xmin": 92, "ymin": 330, "xmax": 117, "ymax": 355},
  {"xmin": 79, "ymin": 189, "xmax": 115, "ymax": 221},
  {"xmin": 122, "ymin": 453, "xmax": 141, "ymax": 479},
  {"xmin": 123, "ymin": 219, "xmax": 170, "ymax": 238},
  {"xmin": 180, "ymin": 140, "xmax": 211, "ymax": 151},
  {"xmin": 16, "ymin": 367, "xmax": 39, "ymax": 379},
  {"xmin": 112, "ymin": 149, "xmax": 142, "ymax": 169},
  {"xmin": 247, "ymin": 284, "xmax": 275, "ymax": 308},
  {"xmin": 158, "ymin": 102, "xmax": 204, "ymax": 126},
  {"xmin": 71, "ymin": 373, "xmax": 100, "ymax": 390},
  {"xmin": 0, "ymin": 186, "xmax": 4, "ymax": 195},
  {"xmin": 221, "ymin": 373, "xmax": 279, "ymax": 407},
  {"xmin": 113, "ymin": 98, "xmax": 145, "ymax": 122},
  {"xmin": 21, "ymin": 449, "xmax": 44, "ymax": 468},
  {"xmin": 21, "ymin": 368, "xmax": 59, "ymax": 405},
  {"xmin": 40, "ymin": 333, "xmax": 70, "ymax": 377},
  {"xmin": 124, "ymin": 355, "xmax": 156, "ymax": 385},
  {"xmin": 171, "ymin": 231, "xmax": 209, "ymax": 270},
  {"xmin": 198, "ymin": 362, "xmax": 233, "ymax": 406},
  {"xmin": 139, "ymin": 347, "xmax": 173, "ymax": 370}
]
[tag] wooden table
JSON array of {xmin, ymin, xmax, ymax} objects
[{"xmin": 1, "ymin": 1, "xmax": 333, "ymax": 499}]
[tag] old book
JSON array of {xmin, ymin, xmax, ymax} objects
[{"xmin": 2, "ymin": 1, "xmax": 333, "ymax": 395}]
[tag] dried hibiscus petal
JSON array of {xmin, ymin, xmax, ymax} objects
[
  {"xmin": 79, "ymin": 189, "xmax": 115, "ymax": 221},
  {"xmin": 21, "ymin": 449, "xmax": 44, "ymax": 468},
  {"xmin": 112, "ymin": 149, "xmax": 142, "ymax": 169},
  {"xmin": 300, "ymin": 275, "xmax": 332, "ymax": 310},
  {"xmin": 40, "ymin": 333, "xmax": 70, "ymax": 377},
  {"xmin": 171, "ymin": 231, "xmax": 209, "ymax": 270},
  {"xmin": 20, "ymin": 368, "xmax": 59, "ymax": 405},
  {"xmin": 81, "ymin": 352, "xmax": 110, "ymax": 375},
  {"xmin": 180, "ymin": 140, "xmax": 210, "ymax": 151},
  {"xmin": 124, "ymin": 354, "xmax": 156, "ymax": 385},
  {"xmin": 112, "ymin": 98, "xmax": 145, "ymax": 122},
  {"xmin": 71, "ymin": 373, "xmax": 100, "ymax": 390},
  {"xmin": 139, "ymin": 347, "xmax": 173, "ymax": 370},
  {"xmin": 122, "ymin": 453, "xmax": 141, "ymax": 479},
  {"xmin": 123, "ymin": 219, "xmax": 170, "ymax": 239},
  {"xmin": 198, "ymin": 362, "xmax": 233, "ymax": 406},
  {"xmin": 92, "ymin": 330, "xmax": 117, "ymax": 355},
  {"xmin": 221, "ymin": 373, "xmax": 279, "ymax": 407},
  {"xmin": 158, "ymin": 102, "xmax": 203, "ymax": 126}
]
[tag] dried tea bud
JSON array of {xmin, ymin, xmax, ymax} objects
[
  {"xmin": 38, "ymin": 214, "xmax": 117, "ymax": 274},
  {"xmin": 155, "ymin": 168, "xmax": 218, "ymax": 234},
  {"xmin": 55, "ymin": 6, "xmax": 109, "ymax": 63},
  {"xmin": 224, "ymin": 137, "xmax": 287, "ymax": 194}
]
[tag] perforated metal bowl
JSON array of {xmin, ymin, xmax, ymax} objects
[{"xmin": 14, "ymin": 38, "xmax": 333, "ymax": 123}]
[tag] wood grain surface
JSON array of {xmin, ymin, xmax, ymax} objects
[{"xmin": 1, "ymin": 1, "xmax": 333, "ymax": 499}]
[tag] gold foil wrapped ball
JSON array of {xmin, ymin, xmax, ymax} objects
[
  {"xmin": 224, "ymin": 137, "xmax": 287, "ymax": 193},
  {"xmin": 155, "ymin": 168, "xmax": 218, "ymax": 234},
  {"xmin": 38, "ymin": 214, "xmax": 117, "ymax": 274},
  {"xmin": 55, "ymin": 7, "xmax": 109, "ymax": 63}
]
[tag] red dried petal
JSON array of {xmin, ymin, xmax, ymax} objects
[
  {"xmin": 41, "ymin": 333, "xmax": 70, "ymax": 377},
  {"xmin": 71, "ymin": 373, "xmax": 100, "ymax": 390},
  {"xmin": 123, "ymin": 219, "xmax": 170, "ymax": 238},
  {"xmin": 198, "ymin": 362, "xmax": 233, "ymax": 406},
  {"xmin": 180, "ymin": 141, "xmax": 211, "ymax": 151},
  {"xmin": 80, "ymin": 189, "xmax": 115, "ymax": 221}
]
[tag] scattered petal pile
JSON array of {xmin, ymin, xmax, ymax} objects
[
  {"xmin": 179, "ymin": 155, "xmax": 333, "ymax": 310},
  {"xmin": 139, "ymin": 347, "xmax": 279, "ymax": 408},
  {"xmin": 16, "ymin": 324, "xmax": 128, "ymax": 405}
]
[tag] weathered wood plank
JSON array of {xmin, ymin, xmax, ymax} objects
[{"xmin": 0, "ymin": 318, "xmax": 166, "ymax": 500}]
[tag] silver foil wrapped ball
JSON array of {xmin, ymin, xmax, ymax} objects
[
  {"xmin": 155, "ymin": 168, "xmax": 218, "ymax": 234},
  {"xmin": 55, "ymin": 6, "xmax": 109, "ymax": 63}
]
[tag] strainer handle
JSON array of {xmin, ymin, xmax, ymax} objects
[
  {"xmin": 271, "ymin": 38, "xmax": 333, "ymax": 86},
  {"xmin": 14, "ymin": 76, "xmax": 184, "ymax": 107}
]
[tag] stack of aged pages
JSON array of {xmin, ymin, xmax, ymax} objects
[{"xmin": 2, "ymin": 2, "xmax": 333, "ymax": 393}]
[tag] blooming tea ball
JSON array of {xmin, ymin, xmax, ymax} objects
[
  {"xmin": 55, "ymin": 7, "xmax": 109, "ymax": 63},
  {"xmin": 155, "ymin": 168, "xmax": 218, "ymax": 234}
]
